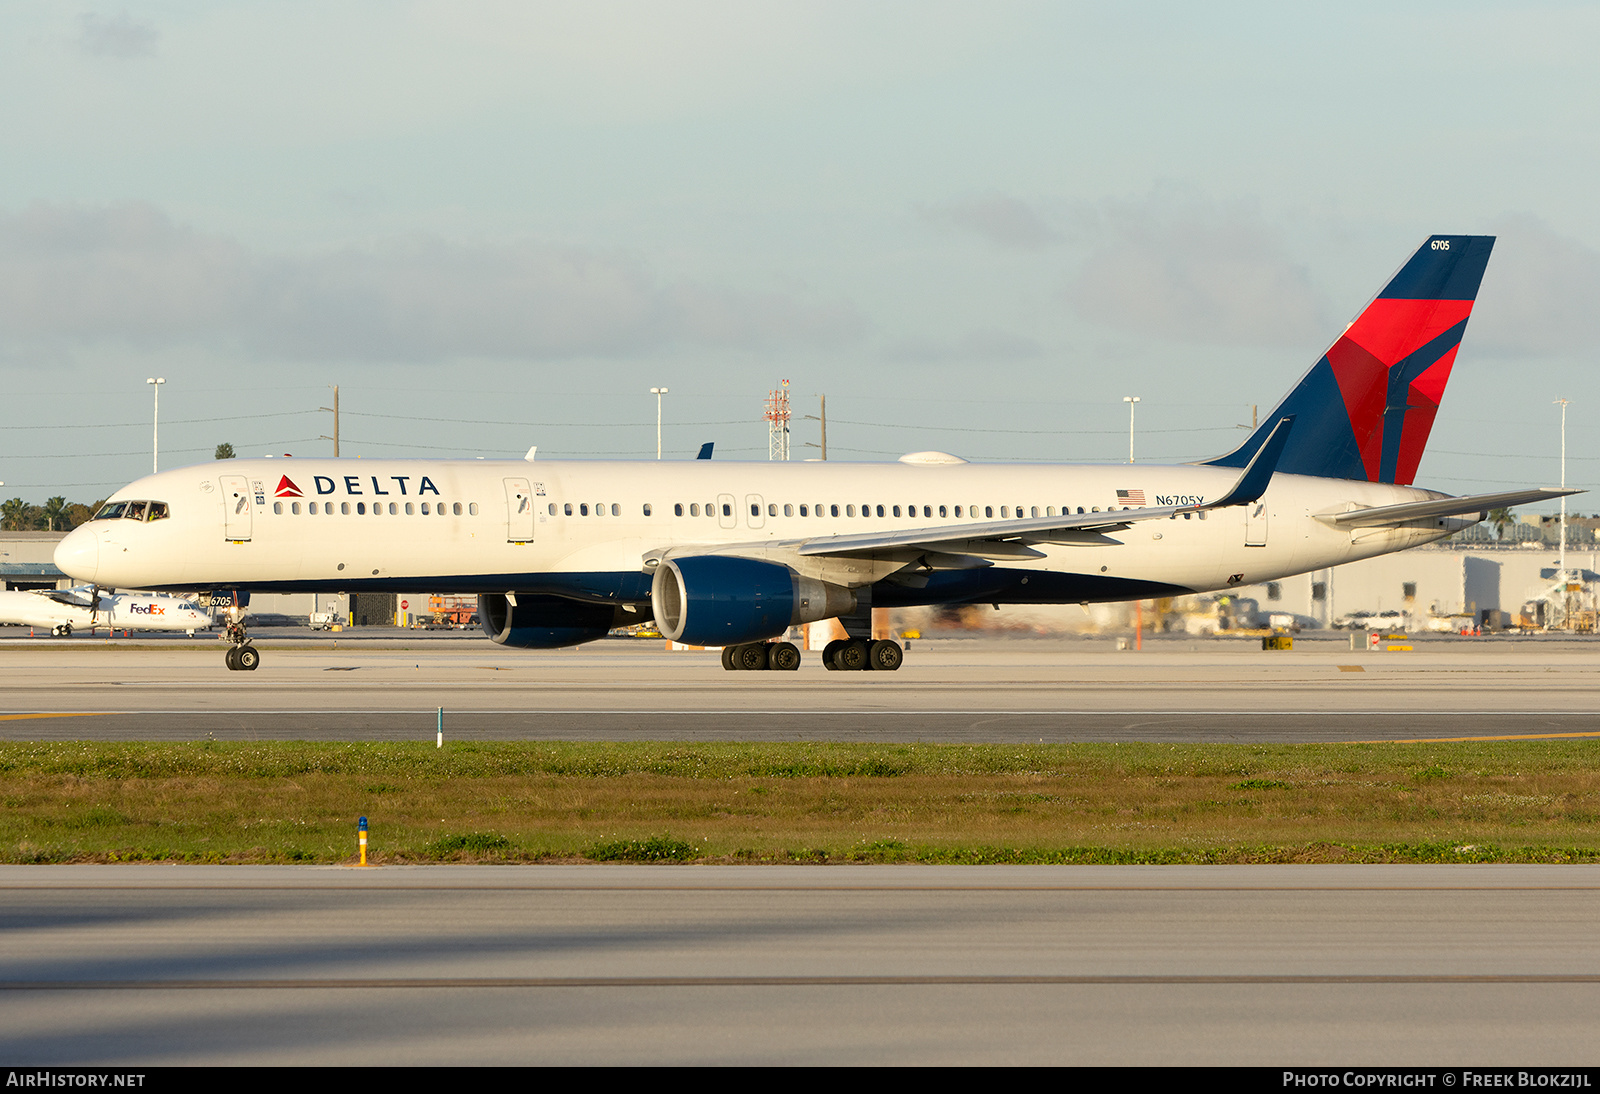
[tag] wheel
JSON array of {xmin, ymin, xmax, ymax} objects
[
  {"xmin": 836, "ymin": 640, "xmax": 869, "ymax": 671},
  {"xmin": 767, "ymin": 642, "xmax": 801, "ymax": 671},
  {"xmin": 736, "ymin": 643, "xmax": 769, "ymax": 671},
  {"xmin": 822, "ymin": 639, "xmax": 846, "ymax": 671},
  {"xmin": 60, "ymin": 623, "xmax": 72, "ymax": 638},
  {"xmin": 236, "ymin": 646, "xmax": 260, "ymax": 671},
  {"xmin": 224, "ymin": 646, "xmax": 241, "ymax": 671},
  {"xmin": 868, "ymin": 640, "xmax": 903, "ymax": 671},
  {"xmin": 721, "ymin": 645, "xmax": 738, "ymax": 671}
]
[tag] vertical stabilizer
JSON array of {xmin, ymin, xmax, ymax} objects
[{"xmin": 1206, "ymin": 235, "xmax": 1494, "ymax": 484}]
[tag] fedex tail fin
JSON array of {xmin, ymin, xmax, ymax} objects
[{"xmin": 1206, "ymin": 234, "xmax": 1494, "ymax": 485}]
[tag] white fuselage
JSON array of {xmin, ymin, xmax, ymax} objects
[
  {"xmin": 0, "ymin": 588, "xmax": 211, "ymax": 633},
  {"xmin": 53, "ymin": 457, "xmax": 1467, "ymax": 608}
]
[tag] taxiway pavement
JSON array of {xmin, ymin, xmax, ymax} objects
[{"xmin": 2, "ymin": 633, "xmax": 1598, "ymax": 742}]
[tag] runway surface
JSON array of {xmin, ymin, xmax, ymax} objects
[
  {"xmin": 2, "ymin": 863, "xmax": 1597, "ymax": 1065},
  {"xmin": 3, "ymin": 632, "xmax": 1600, "ymax": 742}
]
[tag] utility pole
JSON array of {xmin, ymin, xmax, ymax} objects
[
  {"xmin": 1124, "ymin": 395, "xmax": 1140, "ymax": 463},
  {"xmin": 650, "ymin": 387, "xmax": 668, "ymax": 459},
  {"xmin": 146, "ymin": 377, "xmax": 165, "ymax": 473},
  {"xmin": 320, "ymin": 385, "xmax": 340, "ymax": 456}
]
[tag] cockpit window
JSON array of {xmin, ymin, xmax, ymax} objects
[{"xmin": 94, "ymin": 500, "xmax": 170, "ymax": 522}]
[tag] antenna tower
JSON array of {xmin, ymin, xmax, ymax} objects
[{"xmin": 765, "ymin": 379, "xmax": 791, "ymax": 461}]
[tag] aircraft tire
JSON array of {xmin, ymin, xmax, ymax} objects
[
  {"xmin": 61, "ymin": 623, "xmax": 72, "ymax": 638},
  {"xmin": 721, "ymin": 646, "xmax": 738, "ymax": 671},
  {"xmin": 225, "ymin": 647, "xmax": 241, "ymax": 671},
  {"xmin": 237, "ymin": 646, "xmax": 260, "ymax": 671},
  {"xmin": 736, "ymin": 643, "xmax": 769, "ymax": 671},
  {"xmin": 767, "ymin": 642, "xmax": 801, "ymax": 671},
  {"xmin": 822, "ymin": 639, "xmax": 845, "ymax": 670},
  {"xmin": 836, "ymin": 640, "xmax": 869, "ymax": 671},
  {"xmin": 868, "ymin": 640, "xmax": 903, "ymax": 672}
]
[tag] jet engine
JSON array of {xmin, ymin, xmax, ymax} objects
[
  {"xmin": 651, "ymin": 555, "xmax": 856, "ymax": 647},
  {"xmin": 478, "ymin": 593, "xmax": 618, "ymax": 649}
]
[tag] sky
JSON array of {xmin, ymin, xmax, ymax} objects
[{"xmin": 2, "ymin": 1, "xmax": 1598, "ymax": 510}]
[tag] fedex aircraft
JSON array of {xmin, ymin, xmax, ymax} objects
[
  {"xmin": 53, "ymin": 235, "xmax": 1573, "ymax": 672},
  {"xmin": 0, "ymin": 586, "xmax": 211, "ymax": 637}
]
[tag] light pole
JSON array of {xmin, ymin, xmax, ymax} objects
[
  {"xmin": 146, "ymin": 378, "xmax": 165, "ymax": 473},
  {"xmin": 1556, "ymin": 397, "xmax": 1571, "ymax": 580},
  {"xmin": 1123, "ymin": 396, "xmax": 1140, "ymax": 463},
  {"xmin": 650, "ymin": 387, "xmax": 668, "ymax": 459}
]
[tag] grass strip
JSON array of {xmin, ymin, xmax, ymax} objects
[{"xmin": 2, "ymin": 740, "xmax": 1597, "ymax": 865}]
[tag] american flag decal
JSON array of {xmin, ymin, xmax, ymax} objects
[{"xmin": 1115, "ymin": 489, "xmax": 1146, "ymax": 506}]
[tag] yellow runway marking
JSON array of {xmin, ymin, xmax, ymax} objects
[
  {"xmin": 0, "ymin": 713, "xmax": 110, "ymax": 721},
  {"xmin": 1358, "ymin": 731, "xmax": 1600, "ymax": 743}
]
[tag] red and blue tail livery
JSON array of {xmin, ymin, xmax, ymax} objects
[{"xmin": 1207, "ymin": 235, "xmax": 1494, "ymax": 484}]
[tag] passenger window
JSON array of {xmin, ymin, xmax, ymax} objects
[
  {"xmin": 722, "ymin": 503, "xmax": 732, "ymax": 517},
  {"xmin": 751, "ymin": 503, "xmax": 760, "ymax": 517},
  {"xmin": 690, "ymin": 503, "xmax": 699, "ymax": 516},
  {"xmin": 846, "ymin": 505, "xmax": 855, "ymax": 517},
  {"xmin": 341, "ymin": 502, "xmax": 351, "ymax": 515},
  {"xmin": 611, "ymin": 503, "xmax": 620, "ymax": 516},
  {"xmin": 292, "ymin": 502, "xmax": 301, "ymax": 515},
  {"xmin": 892, "ymin": 506, "xmax": 901, "ymax": 517},
  {"xmin": 580, "ymin": 503, "xmax": 588, "ymax": 516},
  {"xmin": 454, "ymin": 502, "xmax": 464, "ymax": 516},
  {"xmin": 831, "ymin": 504, "xmax": 839, "ymax": 517},
  {"xmin": 469, "ymin": 503, "xmax": 479, "ymax": 516},
  {"xmin": 273, "ymin": 502, "xmax": 282, "ymax": 515},
  {"xmin": 674, "ymin": 503, "xmax": 683, "ymax": 516},
  {"xmin": 390, "ymin": 502, "xmax": 399, "ymax": 515},
  {"xmin": 546, "ymin": 503, "xmax": 555, "ymax": 515},
  {"xmin": 357, "ymin": 502, "xmax": 367, "ymax": 515},
  {"xmin": 643, "ymin": 503, "xmax": 652, "ymax": 516},
  {"xmin": 799, "ymin": 505, "xmax": 807, "ymax": 516},
  {"xmin": 769, "ymin": 503, "xmax": 778, "ymax": 517},
  {"xmin": 876, "ymin": 505, "xmax": 885, "ymax": 517}
]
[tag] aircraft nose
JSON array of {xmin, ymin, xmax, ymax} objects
[{"xmin": 54, "ymin": 526, "xmax": 99, "ymax": 582}]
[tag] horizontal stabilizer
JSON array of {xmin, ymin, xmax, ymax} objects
[{"xmin": 1320, "ymin": 487, "xmax": 1582, "ymax": 529}]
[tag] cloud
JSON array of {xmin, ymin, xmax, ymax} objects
[
  {"xmin": 882, "ymin": 327, "xmax": 1043, "ymax": 364},
  {"xmin": 1468, "ymin": 216, "xmax": 1600, "ymax": 357},
  {"xmin": 1064, "ymin": 192, "xmax": 1326, "ymax": 347},
  {"xmin": 922, "ymin": 195, "xmax": 1062, "ymax": 250},
  {"xmin": 77, "ymin": 13, "xmax": 159, "ymax": 59},
  {"xmin": 0, "ymin": 203, "xmax": 868, "ymax": 362}
]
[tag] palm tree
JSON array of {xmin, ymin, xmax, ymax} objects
[
  {"xmin": 1487, "ymin": 507, "xmax": 1514, "ymax": 541},
  {"xmin": 42, "ymin": 497, "xmax": 67, "ymax": 531},
  {"xmin": 1, "ymin": 498, "xmax": 28, "ymax": 531}
]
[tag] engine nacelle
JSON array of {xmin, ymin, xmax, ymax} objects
[
  {"xmin": 651, "ymin": 555, "xmax": 856, "ymax": 647},
  {"xmin": 478, "ymin": 593, "xmax": 616, "ymax": 649}
]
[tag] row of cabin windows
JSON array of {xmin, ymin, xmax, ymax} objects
[
  {"xmin": 273, "ymin": 500, "xmax": 478, "ymax": 516},
  {"xmin": 547, "ymin": 501, "xmax": 1207, "ymax": 521}
]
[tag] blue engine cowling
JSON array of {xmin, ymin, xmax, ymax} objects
[
  {"xmin": 650, "ymin": 556, "xmax": 856, "ymax": 647},
  {"xmin": 478, "ymin": 593, "xmax": 616, "ymax": 649}
]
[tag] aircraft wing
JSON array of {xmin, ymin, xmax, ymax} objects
[
  {"xmin": 786, "ymin": 416, "xmax": 1296, "ymax": 561},
  {"xmin": 1319, "ymin": 487, "xmax": 1582, "ymax": 529}
]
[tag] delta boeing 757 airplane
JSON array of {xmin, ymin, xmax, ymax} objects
[{"xmin": 54, "ymin": 235, "xmax": 1574, "ymax": 672}]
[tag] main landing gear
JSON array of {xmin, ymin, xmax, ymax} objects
[
  {"xmin": 721, "ymin": 641, "xmax": 802, "ymax": 671},
  {"xmin": 223, "ymin": 618, "xmax": 259, "ymax": 671},
  {"xmin": 822, "ymin": 639, "xmax": 903, "ymax": 672},
  {"xmin": 50, "ymin": 623, "xmax": 73, "ymax": 637}
]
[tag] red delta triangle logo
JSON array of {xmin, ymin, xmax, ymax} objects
[{"xmin": 274, "ymin": 476, "xmax": 304, "ymax": 498}]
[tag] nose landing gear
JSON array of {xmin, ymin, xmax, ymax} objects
[{"xmin": 223, "ymin": 619, "xmax": 258, "ymax": 671}]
